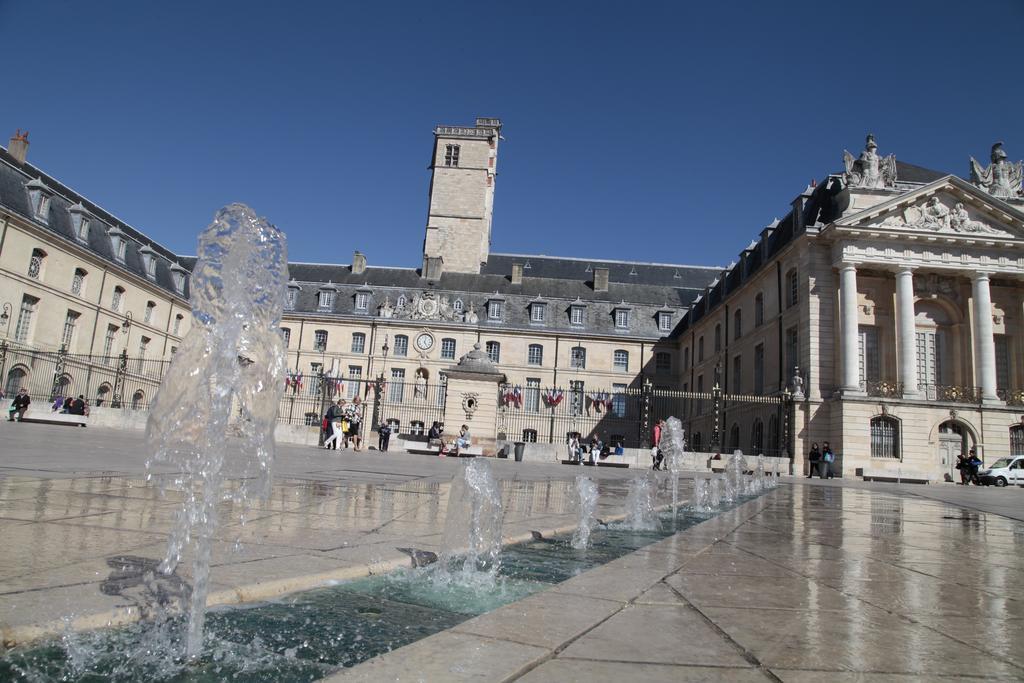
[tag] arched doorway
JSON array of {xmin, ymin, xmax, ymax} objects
[
  {"xmin": 937, "ymin": 420, "xmax": 974, "ymax": 481},
  {"xmin": 4, "ymin": 366, "xmax": 28, "ymax": 396}
]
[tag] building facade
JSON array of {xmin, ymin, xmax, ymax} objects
[{"xmin": 1, "ymin": 125, "xmax": 1022, "ymax": 480}]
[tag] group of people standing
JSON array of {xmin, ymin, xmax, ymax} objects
[
  {"xmin": 322, "ymin": 397, "xmax": 363, "ymax": 451},
  {"xmin": 956, "ymin": 448, "xmax": 984, "ymax": 485},
  {"xmin": 807, "ymin": 442, "xmax": 836, "ymax": 479}
]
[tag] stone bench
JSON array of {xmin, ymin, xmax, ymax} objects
[
  {"xmin": 708, "ymin": 455, "xmax": 788, "ymax": 475},
  {"xmin": 16, "ymin": 408, "xmax": 88, "ymax": 427},
  {"xmin": 856, "ymin": 467, "xmax": 932, "ymax": 484},
  {"xmin": 560, "ymin": 459, "xmax": 629, "ymax": 468},
  {"xmin": 406, "ymin": 444, "xmax": 483, "ymax": 458}
]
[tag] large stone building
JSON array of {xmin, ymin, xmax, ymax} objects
[{"xmin": 1, "ymin": 123, "xmax": 1022, "ymax": 480}]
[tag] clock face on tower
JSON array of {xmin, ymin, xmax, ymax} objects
[{"xmin": 415, "ymin": 332, "xmax": 434, "ymax": 351}]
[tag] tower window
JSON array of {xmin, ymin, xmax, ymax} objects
[{"xmin": 444, "ymin": 144, "xmax": 461, "ymax": 167}]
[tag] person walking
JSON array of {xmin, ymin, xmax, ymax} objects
[
  {"xmin": 807, "ymin": 442, "xmax": 821, "ymax": 478},
  {"xmin": 651, "ymin": 419, "xmax": 665, "ymax": 471},
  {"xmin": 323, "ymin": 399, "xmax": 344, "ymax": 450},
  {"xmin": 347, "ymin": 397, "xmax": 363, "ymax": 451},
  {"xmin": 967, "ymin": 448, "xmax": 983, "ymax": 485},
  {"xmin": 956, "ymin": 452, "xmax": 970, "ymax": 485},
  {"xmin": 821, "ymin": 441, "xmax": 836, "ymax": 479},
  {"xmin": 377, "ymin": 422, "xmax": 392, "ymax": 452}
]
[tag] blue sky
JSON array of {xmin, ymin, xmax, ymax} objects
[{"xmin": 1, "ymin": 0, "xmax": 1021, "ymax": 269}]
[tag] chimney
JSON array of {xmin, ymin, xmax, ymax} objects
[
  {"xmin": 511, "ymin": 262, "xmax": 523, "ymax": 285},
  {"xmin": 352, "ymin": 251, "xmax": 366, "ymax": 275},
  {"xmin": 423, "ymin": 255, "xmax": 443, "ymax": 281},
  {"xmin": 8, "ymin": 130, "xmax": 29, "ymax": 164},
  {"xmin": 593, "ymin": 267, "xmax": 609, "ymax": 293}
]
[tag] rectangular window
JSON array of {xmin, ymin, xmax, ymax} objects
[
  {"xmin": 111, "ymin": 287, "xmax": 124, "ymax": 312},
  {"xmin": 441, "ymin": 338, "xmax": 456, "ymax": 360},
  {"xmin": 785, "ymin": 326, "xmax": 798, "ymax": 378},
  {"xmin": 389, "ymin": 368, "xmax": 405, "ymax": 402},
  {"xmin": 732, "ymin": 355, "xmax": 742, "ymax": 394},
  {"xmin": 486, "ymin": 341, "xmax": 500, "ymax": 363},
  {"xmin": 655, "ymin": 351, "xmax": 672, "ymax": 373},
  {"xmin": 615, "ymin": 309, "xmax": 630, "ymax": 328},
  {"xmin": 527, "ymin": 344, "xmax": 543, "ymax": 366},
  {"xmin": 61, "ymin": 310, "xmax": 80, "ymax": 349},
  {"xmin": 14, "ymin": 295, "xmax": 38, "ymax": 343},
  {"xmin": 355, "ymin": 292, "xmax": 369, "ymax": 311},
  {"xmin": 488, "ymin": 300, "xmax": 503, "ymax": 320},
  {"xmin": 995, "ymin": 334, "xmax": 1010, "ymax": 391},
  {"xmin": 858, "ymin": 325, "xmax": 880, "ymax": 385},
  {"xmin": 309, "ymin": 362, "xmax": 322, "ymax": 396},
  {"xmin": 393, "ymin": 335, "xmax": 408, "ymax": 357},
  {"xmin": 71, "ymin": 270, "xmax": 85, "ymax": 296},
  {"xmin": 570, "ymin": 347, "xmax": 586, "ymax": 369},
  {"xmin": 103, "ymin": 324, "xmax": 118, "ymax": 358},
  {"xmin": 280, "ymin": 327, "xmax": 291, "ymax": 346},
  {"xmin": 613, "ymin": 350, "xmax": 629, "ymax": 372},
  {"xmin": 351, "ymin": 332, "xmax": 366, "ymax": 353},
  {"xmin": 144, "ymin": 303, "xmax": 155, "ymax": 323},
  {"xmin": 916, "ymin": 330, "xmax": 943, "ymax": 388},
  {"xmin": 318, "ymin": 291, "xmax": 335, "ymax": 311},
  {"xmin": 313, "ymin": 330, "xmax": 328, "ymax": 351},
  {"xmin": 138, "ymin": 336, "xmax": 150, "ymax": 372},
  {"xmin": 754, "ymin": 343, "xmax": 765, "ymax": 395},
  {"xmin": 531, "ymin": 303, "xmax": 546, "ymax": 323},
  {"xmin": 525, "ymin": 378, "xmax": 541, "ymax": 413},
  {"xmin": 347, "ymin": 365, "xmax": 362, "ymax": 398},
  {"xmin": 698, "ymin": 337, "xmax": 704, "ymax": 362},
  {"xmin": 444, "ymin": 144, "xmax": 460, "ymax": 167},
  {"xmin": 570, "ymin": 306, "xmax": 584, "ymax": 326},
  {"xmin": 612, "ymin": 383, "xmax": 627, "ymax": 418}
]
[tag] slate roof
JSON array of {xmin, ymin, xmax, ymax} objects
[{"xmin": 0, "ymin": 147, "xmax": 190, "ymax": 299}]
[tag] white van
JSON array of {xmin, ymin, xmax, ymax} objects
[{"xmin": 978, "ymin": 456, "xmax": 1024, "ymax": 487}]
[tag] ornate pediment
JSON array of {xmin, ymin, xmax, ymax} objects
[
  {"xmin": 837, "ymin": 177, "xmax": 1024, "ymax": 241},
  {"xmin": 388, "ymin": 290, "xmax": 462, "ymax": 322}
]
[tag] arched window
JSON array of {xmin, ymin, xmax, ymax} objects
[
  {"xmin": 453, "ymin": 299, "xmax": 464, "ymax": 313},
  {"xmin": 754, "ymin": 293, "xmax": 764, "ymax": 327},
  {"xmin": 870, "ymin": 415, "xmax": 900, "ymax": 459},
  {"xmin": 570, "ymin": 346, "xmax": 586, "ymax": 369},
  {"xmin": 144, "ymin": 301, "xmax": 156, "ymax": 323},
  {"xmin": 1011, "ymin": 425, "xmax": 1024, "ymax": 456},
  {"xmin": 397, "ymin": 295, "xmax": 407, "ymax": 309},
  {"xmin": 173, "ymin": 313, "xmax": 184, "ymax": 336},
  {"xmin": 280, "ymin": 327, "xmax": 291, "ymax": 347},
  {"xmin": 733, "ymin": 309, "xmax": 742, "ymax": 340},
  {"xmin": 393, "ymin": 334, "xmax": 409, "ymax": 357},
  {"xmin": 27, "ymin": 248, "xmax": 46, "ymax": 279},
  {"xmin": 613, "ymin": 349, "xmax": 629, "ymax": 372},
  {"xmin": 786, "ymin": 268, "xmax": 799, "ymax": 308},
  {"xmin": 313, "ymin": 329, "xmax": 328, "ymax": 352},
  {"xmin": 729, "ymin": 424, "xmax": 741, "ymax": 452},
  {"xmin": 111, "ymin": 286, "xmax": 125, "ymax": 312},
  {"xmin": 71, "ymin": 268, "xmax": 87, "ymax": 296},
  {"xmin": 485, "ymin": 341, "xmax": 500, "ymax": 363},
  {"xmin": 131, "ymin": 390, "xmax": 146, "ymax": 411},
  {"xmin": 714, "ymin": 324, "xmax": 722, "ymax": 352},
  {"xmin": 751, "ymin": 419, "xmax": 764, "ymax": 454},
  {"xmin": 527, "ymin": 343, "xmax": 543, "ymax": 366},
  {"xmin": 5, "ymin": 366, "xmax": 28, "ymax": 395},
  {"xmin": 522, "ymin": 429, "xmax": 538, "ymax": 443}
]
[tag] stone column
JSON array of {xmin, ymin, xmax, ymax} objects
[
  {"xmin": 895, "ymin": 267, "xmax": 919, "ymax": 398},
  {"xmin": 838, "ymin": 262, "xmax": 862, "ymax": 393},
  {"xmin": 971, "ymin": 272, "xmax": 999, "ymax": 402}
]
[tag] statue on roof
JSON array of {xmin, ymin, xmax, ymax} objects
[
  {"xmin": 970, "ymin": 142, "xmax": 1023, "ymax": 200},
  {"xmin": 843, "ymin": 134, "xmax": 897, "ymax": 190}
]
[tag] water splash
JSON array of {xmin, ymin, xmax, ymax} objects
[
  {"xmin": 708, "ymin": 477, "xmax": 722, "ymax": 508},
  {"xmin": 145, "ymin": 204, "xmax": 288, "ymax": 658},
  {"xmin": 661, "ymin": 417, "xmax": 686, "ymax": 515},
  {"xmin": 438, "ymin": 459, "xmax": 505, "ymax": 582},
  {"xmin": 571, "ymin": 476, "xmax": 599, "ymax": 550},
  {"xmin": 623, "ymin": 472, "xmax": 660, "ymax": 531},
  {"xmin": 691, "ymin": 477, "xmax": 712, "ymax": 513}
]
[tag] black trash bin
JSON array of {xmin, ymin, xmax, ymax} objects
[{"xmin": 513, "ymin": 442, "xmax": 526, "ymax": 462}]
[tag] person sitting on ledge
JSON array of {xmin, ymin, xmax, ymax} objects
[{"xmin": 453, "ymin": 425, "xmax": 471, "ymax": 454}]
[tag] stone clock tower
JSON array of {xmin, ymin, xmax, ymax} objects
[{"xmin": 422, "ymin": 117, "xmax": 501, "ymax": 276}]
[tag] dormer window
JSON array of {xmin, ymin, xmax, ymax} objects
[
  {"xmin": 317, "ymin": 289, "xmax": 336, "ymax": 312},
  {"xmin": 139, "ymin": 246, "xmax": 158, "ymax": 280},
  {"xmin": 68, "ymin": 203, "xmax": 91, "ymax": 243},
  {"xmin": 25, "ymin": 178, "xmax": 53, "ymax": 222},
  {"xmin": 614, "ymin": 307, "xmax": 631, "ymax": 329},
  {"xmin": 286, "ymin": 284, "xmax": 299, "ymax": 310},
  {"xmin": 487, "ymin": 299, "xmax": 504, "ymax": 321},
  {"xmin": 170, "ymin": 264, "xmax": 188, "ymax": 296},
  {"xmin": 657, "ymin": 311, "xmax": 673, "ymax": 332},
  {"xmin": 355, "ymin": 291, "xmax": 370, "ymax": 311},
  {"xmin": 570, "ymin": 305, "xmax": 585, "ymax": 327},
  {"xmin": 453, "ymin": 299, "xmax": 464, "ymax": 313},
  {"xmin": 530, "ymin": 301, "xmax": 547, "ymax": 323},
  {"xmin": 108, "ymin": 227, "xmax": 128, "ymax": 263}
]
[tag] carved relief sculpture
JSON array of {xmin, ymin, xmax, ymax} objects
[
  {"xmin": 880, "ymin": 197, "xmax": 1008, "ymax": 236},
  {"xmin": 377, "ymin": 296, "xmax": 394, "ymax": 318},
  {"xmin": 970, "ymin": 142, "xmax": 1024, "ymax": 200},
  {"xmin": 844, "ymin": 134, "xmax": 897, "ymax": 189},
  {"xmin": 392, "ymin": 291, "xmax": 459, "ymax": 321}
]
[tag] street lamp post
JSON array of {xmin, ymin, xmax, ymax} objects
[
  {"xmin": 372, "ymin": 335, "xmax": 390, "ymax": 431},
  {"xmin": 0, "ymin": 302, "xmax": 12, "ymax": 339}
]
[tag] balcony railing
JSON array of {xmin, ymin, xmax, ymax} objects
[
  {"xmin": 863, "ymin": 380, "xmax": 903, "ymax": 399},
  {"xmin": 998, "ymin": 389, "xmax": 1024, "ymax": 407},
  {"xmin": 919, "ymin": 383, "xmax": 982, "ymax": 404}
]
